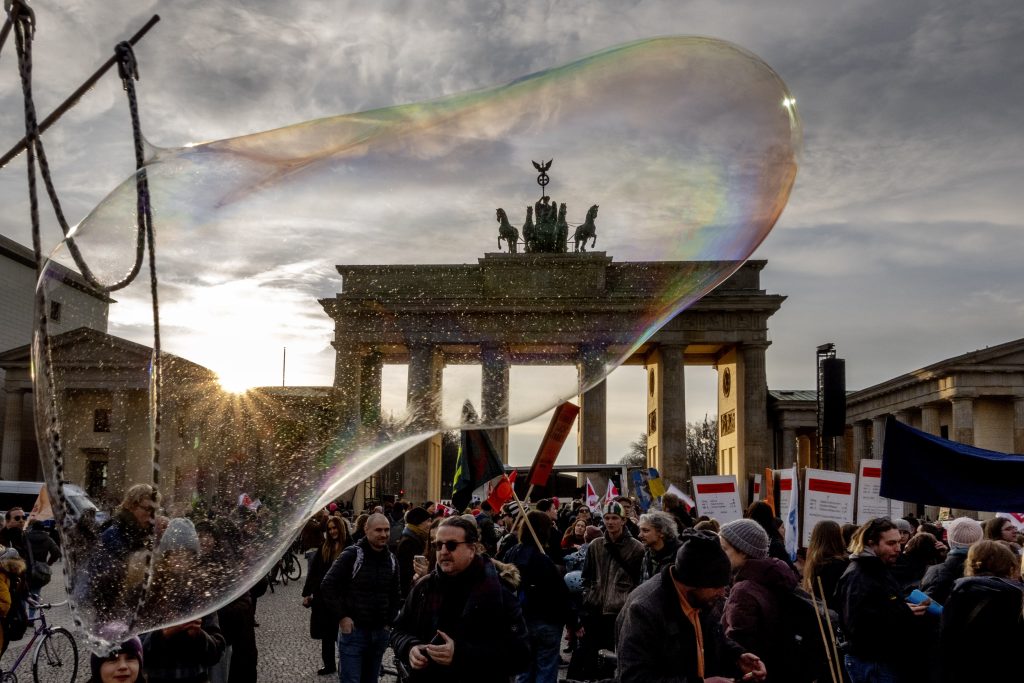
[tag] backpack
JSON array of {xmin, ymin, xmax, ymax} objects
[
  {"xmin": 3, "ymin": 571, "xmax": 30, "ymax": 642},
  {"xmin": 349, "ymin": 544, "xmax": 397, "ymax": 579},
  {"xmin": 782, "ymin": 586, "xmax": 840, "ymax": 683}
]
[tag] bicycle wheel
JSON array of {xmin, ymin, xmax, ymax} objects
[
  {"xmin": 32, "ymin": 627, "xmax": 78, "ymax": 683},
  {"xmin": 285, "ymin": 552, "xmax": 302, "ymax": 581},
  {"xmin": 279, "ymin": 561, "xmax": 289, "ymax": 586}
]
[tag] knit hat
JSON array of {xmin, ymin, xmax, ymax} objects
[
  {"xmin": 674, "ymin": 529, "xmax": 731, "ymax": 588},
  {"xmin": 946, "ymin": 517, "xmax": 983, "ymax": 549},
  {"xmin": 584, "ymin": 525, "xmax": 603, "ymax": 542},
  {"xmin": 159, "ymin": 517, "xmax": 200, "ymax": 555},
  {"xmin": 719, "ymin": 519, "xmax": 770, "ymax": 560},
  {"xmin": 894, "ymin": 519, "xmax": 913, "ymax": 534},
  {"xmin": 405, "ymin": 506, "xmax": 431, "ymax": 526},
  {"xmin": 602, "ymin": 501, "xmax": 626, "ymax": 518},
  {"xmin": 90, "ymin": 637, "xmax": 143, "ymax": 681}
]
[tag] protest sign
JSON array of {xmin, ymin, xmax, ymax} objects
[
  {"xmin": 778, "ymin": 469, "xmax": 794, "ymax": 518},
  {"xmin": 856, "ymin": 459, "xmax": 900, "ymax": 523},
  {"xmin": 692, "ymin": 475, "xmax": 743, "ymax": 524},
  {"xmin": 803, "ymin": 468, "xmax": 856, "ymax": 545}
]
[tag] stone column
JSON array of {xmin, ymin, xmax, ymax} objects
[
  {"xmin": 871, "ymin": 416, "xmax": 887, "ymax": 459},
  {"xmin": 577, "ymin": 344, "xmax": 607, "ymax": 467},
  {"xmin": 647, "ymin": 344, "xmax": 687, "ymax": 487},
  {"xmin": 359, "ymin": 350, "xmax": 383, "ymax": 428},
  {"xmin": 333, "ymin": 344, "xmax": 364, "ymax": 432},
  {"xmin": 920, "ymin": 404, "xmax": 941, "ymax": 435},
  {"xmin": 1014, "ymin": 397, "xmax": 1024, "ymax": 454},
  {"xmin": 852, "ymin": 421, "xmax": 868, "ymax": 461},
  {"xmin": 740, "ymin": 343, "xmax": 770, "ymax": 475},
  {"xmin": 894, "ymin": 409, "xmax": 913, "ymax": 425},
  {"xmin": 950, "ymin": 397, "xmax": 975, "ymax": 446},
  {"xmin": 405, "ymin": 345, "xmax": 443, "ymax": 503},
  {"xmin": 781, "ymin": 427, "xmax": 797, "ymax": 467},
  {"xmin": 481, "ymin": 344, "xmax": 510, "ymax": 463},
  {"xmin": 1, "ymin": 390, "xmax": 23, "ymax": 480}
]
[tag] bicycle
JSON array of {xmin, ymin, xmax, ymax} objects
[
  {"xmin": 266, "ymin": 546, "xmax": 302, "ymax": 591},
  {"xmin": 1, "ymin": 598, "xmax": 78, "ymax": 683}
]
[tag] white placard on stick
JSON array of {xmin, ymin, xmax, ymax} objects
[
  {"xmin": 752, "ymin": 473, "xmax": 762, "ymax": 502},
  {"xmin": 856, "ymin": 459, "xmax": 901, "ymax": 524},
  {"xmin": 778, "ymin": 469, "xmax": 794, "ymax": 518},
  {"xmin": 803, "ymin": 468, "xmax": 857, "ymax": 546},
  {"xmin": 692, "ymin": 475, "xmax": 743, "ymax": 524}
]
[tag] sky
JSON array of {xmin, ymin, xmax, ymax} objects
[{"xmin": 2, "ymin": 0, "xmax": 1022, "ymax": 468}]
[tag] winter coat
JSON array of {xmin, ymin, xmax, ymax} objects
[
  {"xmin": 390, "ymin": 554, "xmax": 530, "ymax": 683},
  {"xmin": 502, "ymin": 541, "xmax": 573, "ymax": 626},
  {"xmin": 302, "ymin": 546, "xmax": 342, "ymax": 640},
  {"xmin": 836, "ymin": 552, "xmax": 921, "ymax": 671},
  {"xmin": 141, "ymin": 613, "xmax": 226, "ymax": 683},
  {"xmin": 615, "ymin": 565, "xmax": 744, "ymax": 683},
  {"xmin": 319, "ymin": 537, "xmax": 400, "ymax": 629},
  {"xmin": 940, "ymin": 575, "xmax": 1024, "ymax": 682},
  {"xmin": 396, "ymin": 526, "xmax": 428, "ymax": 599},
  {"xmin": 723, "ymin": 558, "xmax": 799, "ymax": 683},
  {"xmin": 920, "ymin": 547, "xmax": 967, "ymax": 605},
  {"xmin": 216, "ymin": 592, "xmax": 257, "ymax": 683},
  {"xmin": 0, "ymin": 556, "xmax": 26, "ymax": 655},
  {"xmin": 581, "ymin": 531, "xmax": 644, "ymax": 615},
  {"xmin": 808, "ymin": 556, "xmax": 849, "ymax": 612},
  {"xmin": 641, "ymin": 536, "xmax": 681, "ymax": 582}
]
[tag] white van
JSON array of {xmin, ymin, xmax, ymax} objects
[{"xmin": 0, "ymin": 480, "xmax": 99, "ymax": 521}]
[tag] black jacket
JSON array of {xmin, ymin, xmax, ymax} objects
[
  {"xmin": 836, "ymin": 552, "xmax": 920, "ymax": 668},
  {"xmin": 303, "ymin": 547, "xmax": 342, "ymax": 639},
  {"xmin": 502, "ymin": 541, "xmax": 572, "ymax": 626},
  {"xmin": 615, "ymin": 565, "xmax": 743, "ymax": 683},
  {"xmin": 920, "ymin": 548, "xmax": 967, "ymax": 605},
  {"xmin": 940, "ymin": 576, "xmax": 1024, "ymax": 682},
  {"xmin": 390, "ymin": 555, "xmax": 530, "ymax": 683},
  {"xmin": 319, "ymin": 538, "xmax": 400, "ymax": 629}
]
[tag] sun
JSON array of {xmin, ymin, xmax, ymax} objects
[{"xmin": 216, "ymin": 369, "xmax": 259, "ymax": 394}]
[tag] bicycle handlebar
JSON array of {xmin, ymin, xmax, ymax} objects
[{"xmin": 26, "ymin": 598, "xmax": 67, "ymax": 610}]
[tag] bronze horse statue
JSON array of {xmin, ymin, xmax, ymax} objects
[
  {"xmin": 496, "ymin": 208, "xmax": 520, "ymax": 253},
  {"xmin": 573, "ymin": 204, "xmax": 599, "ymax": 252}
]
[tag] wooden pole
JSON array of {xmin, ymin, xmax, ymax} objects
[
  {"xmin": 817, "ymin": 576, "xmax": 843, "ymax": 682},
  {"xmin": 511, "ymin": 483, "xmax": 535, "ymax": 533},
  {"xmin": 509, "ymin": 483, "xmax": 545, "ymax": 555},
  {"xmin": 809, "ymin": 577, "xmax": 840, "ymax": 683},
  {"xmin": 0, "ymin": 14, "xmax": 162, "ymax": 169}
]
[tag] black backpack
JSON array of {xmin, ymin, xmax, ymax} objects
[
  {"xmin": 782, "ymin": 586, "xmax": 840, "ymax": 683},
  {"xmin": 3, "ymin": 571, "xmax": 30, "ymax": 642}
]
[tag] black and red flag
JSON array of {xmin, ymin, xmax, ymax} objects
[{"xmin": 451, "ymin": 401, "xmax": 506, "ymax": 512}]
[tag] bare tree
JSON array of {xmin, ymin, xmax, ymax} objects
[
  {"xmin": 687, "ymin": 415, "xmax": 718, "ymax": 477},
  {"xmin": 619, "ymin": 432, "xmax": 648, "ymax": 468}
]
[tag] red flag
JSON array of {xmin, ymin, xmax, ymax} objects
[
  {"xmin": 585, "ymin": 478, "xmax": 600, "ymax": 511},
  {"xmin": 527, "ymin": 403, "xmax": 580, "ymax": 487},
  {"xmin": 487, "ymin": 471, "xmax": 517, "ymax": 512},
  {"xmin": 763, "ymin": 467, "xmax": 776, "ymax": 515}
]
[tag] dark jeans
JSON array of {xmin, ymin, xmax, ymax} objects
[
  {"xmin": 844, "ymin": 654, "xmax": 904, "ymax": 683},
  {"xmin": 516, "ymin": 621, "xmax": 562, "ymax": 683},
  {"xmin": 338, "ymin": 625, "xmax": 389, "ymax": 683}
]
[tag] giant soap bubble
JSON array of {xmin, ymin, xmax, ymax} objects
[{"xmin": 33, "ymin": 36, "xmax": 799, "ymax": 648}]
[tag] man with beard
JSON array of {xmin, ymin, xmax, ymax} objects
[{"xmin": 616, "ymin": 529, "xmax": 767, "ymax": 683}]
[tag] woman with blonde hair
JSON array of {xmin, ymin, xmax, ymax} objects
[{"xmin": 940, "ymin": 540, "xmax": 1024, "ymax": 682}]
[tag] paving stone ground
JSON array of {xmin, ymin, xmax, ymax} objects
[{"xmin": 0, "ymin": 562, "xmax": 570, "ymax": 681}]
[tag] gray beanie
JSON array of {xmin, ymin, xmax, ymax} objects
[
  {"xmin": 159, "ymin": 517, "xmax": 200, "ymax": 555},
  {"xmin": 894, "ymin": 519, "xmax": 913, "ymax": 534},
  {"xmin": 720, "ymin": 519, "xmax": 770, "ymax": 559}
]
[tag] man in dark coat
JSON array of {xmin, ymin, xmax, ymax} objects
[
  {"xmin": 396, "ymin": 506, "xmax": 431, "ymax": 599},
  {"xmin": 837, "ymin": 518, "xmax": 931, "ymax": 683},
  {"xmin": 320, "ymin": 513, "xmax": 400, "ymax": 683},
  {"xmin": 920, "ymin": 516, "xmax": 982, "ymax": 605},
  {"xmin": 390, "ymin": 516, "xmax": 529, "ymax": 683},
  {"xmin": 615, "ymin": 529, "xmax": 767, "ymax": 683}
]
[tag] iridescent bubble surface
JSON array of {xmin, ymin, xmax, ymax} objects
[{"xmin": 33, "ymin": 36, "xmax": 800, "ymax": 647}]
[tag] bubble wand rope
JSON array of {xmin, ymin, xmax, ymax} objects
[{"xmin": 7, "ymin": 1, "xmax": 164, "ymax": 643}]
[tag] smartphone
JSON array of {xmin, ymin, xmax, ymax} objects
[{"xmin": 429, "ymin": 631, "xmax": 445, "ymax": 646}]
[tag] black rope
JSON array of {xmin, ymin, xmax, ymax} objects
[{"xmin": 9, "ymin": 4, "xmax": 164, "ymax": 638}]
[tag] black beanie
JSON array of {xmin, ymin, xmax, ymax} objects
[
  {"xmin": 673, "ymin": 529, "xmax": 731, "ymax": 588},
  {"xmin": 405, "ymin": 506, "xmax": 431, "ymax": 526}
]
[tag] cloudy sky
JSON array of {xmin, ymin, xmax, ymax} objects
[{"xmin": 2, "ymin": 0, "xmax": 1022, "ymax": 468}]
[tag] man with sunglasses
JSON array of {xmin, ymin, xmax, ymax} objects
[
  {"xmin": 0, "ymin": 506, "xmax": 29, "ymax": 558},
  {"xmin": 391, "ymin": 516, "xmax": 530, "ymax": 682}
]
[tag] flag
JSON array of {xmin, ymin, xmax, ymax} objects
[
  {"xmin": 526, "ymin": 403, "xmax": 580, "ymax": 487},
  {"xmin": 29, "ymin": 485, "xmax": 53, "ymax": 522},
  {"xmin": 631, "ymin": 470, "xmax": 652, "ymax": 512},
  {"xmin": 646, "ymin": 468, "xmax": 666, "ymax": 499},
  {"xmin": 487, "ymin": 471, "xmax": 517, "ymax": 512},
  {"xmin": 763, "ymin": 467, "xmax": 776, "ymax": 515},
  {"xmin": 666, "ymin": 483, "xmax": 695, "ymax": 512},
  {"xmin": 585, "ymin": 478, "xmax": 600, "ymax": 511},
  {"xmin": 784, "ymin": 465, "xmax": 799, "ymax": 561},
  {"xmin": 452, "ymin": 418, "xmax": 506, "ymax": 513},
  {"xmin": 436, "ymin": 503, "xmax": 454, "ymax": 517},
  {"xmin": 997, "ymin": 512, "xmax": 1024, "ymax": 531},
  {"xmin": 603, "ymin": 479, "xmax": 619, "ymax": 505}
]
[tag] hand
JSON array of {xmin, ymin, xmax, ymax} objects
[
  {"xmin": 424, "ymin": 630, "xmax": 454, "ymax": 666},
  {"xmin": 907, "ymin": 601, "xmax": 930, "ymax": 616},
  {"xmin": 413, "ymin": 556, "xmax": 429, "ymax": 578},
  {"xmin": 340, "ymin": 617, "xmax": 354, "ymax": 634},
  {"xmin": 302, "ymin": 596, "xmax": 312, "ymax": 608},
  {"xmin": 737, "ymin": 652, "xmax": 767, "ymax": 681},
  {"xmin": 408, "ymin": 645, "xmax": 430, "ymax": 670},
  {"xmin": 705, "ymin": 677, "xmax": 736, "ymax": 683}
]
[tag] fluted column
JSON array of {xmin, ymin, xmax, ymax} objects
[
  {"xmin": 1, "ymin": 390, "xmax": 24, "ymax": 480},
  {"xmin": 405, "ymin": 345, "xmax": 443, "ymax": 502},
  {"xmin": 577, "ymin": 344, "xmax": 607, "ymax": 466},
  {"xmin": 920, "ymin": 404, "xmax": 941, "ymax": 436},
  {"xmin": 646, "ymin": 344, "xmax": 687, "ymax": 487},
  {"xmin": 359, "ymin": 350, "xmax": 383, "ymax": 428},
  {"xmin": 1014, "ymin": 397, "xmax": 1024, "ymax": 454},
  {"xmin": 950, "ymin": 397, "xmax": 975, "ymax": 446},
  {"xmin": 781, "ymin": 427, "xmax": 797, "ymax": 467},
  {"xmin": 871, "ymin": 416, "xmax": 887, "ymax": 459},
  {"xmin": 740, "ymin": 343, "xmax": 770, "ymax": 475},
  {"xmin": 852, "ymin": 421, "xmax": 868, "ymax": 461},
  {"xmin": 481, "ymin": 344, "xmax": 510, "ymax": 463},
  {"xmin": 333, "ymin": 344, "xmax": 365, "ymax": 432}
]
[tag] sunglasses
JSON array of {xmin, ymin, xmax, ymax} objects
[
  {"xmin": 9, "ymin": 516, "xmax": 24, "ymax": 521},
  {"xmin": 432, "ymin": 540, "xmax": 471, "ymax": 552}
]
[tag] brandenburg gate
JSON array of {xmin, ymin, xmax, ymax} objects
[{"xmin": 320, "ymin": 253, "xmax": 784, "ymax": 504}]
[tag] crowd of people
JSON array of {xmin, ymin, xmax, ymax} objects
[{"xmin": 1, "ymin": 486, "xmax": 1023, "ymax": 683}]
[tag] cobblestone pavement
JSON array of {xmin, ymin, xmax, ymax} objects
[{"xmin": 1, "ymin": 562, "xmax": 570, "ymax": 681}]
